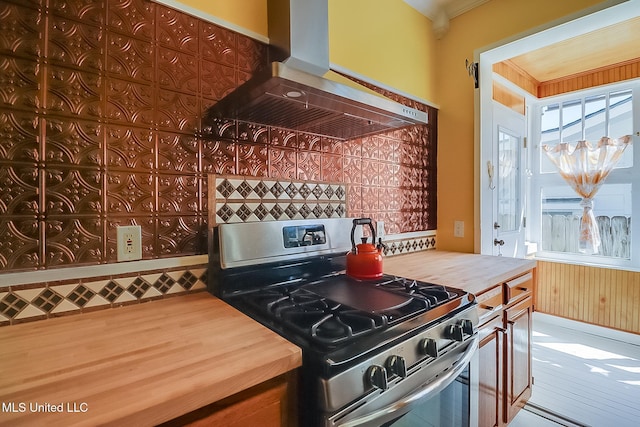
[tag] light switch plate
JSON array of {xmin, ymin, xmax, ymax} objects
[
  {"xmin": 376, "ymin": 220, "xmax": 385, "ymax": 238},
  {"xmin": 117, "ymin": 225, "xmax": 142, "ymax": 262}
]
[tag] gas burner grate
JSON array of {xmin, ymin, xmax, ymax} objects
[
  {"xmin": 244, "ymin": 285, "xmax": 387, "ymax": 345},
  {"xmin": 376, "ymin": 277, "xmax": 460, "ymax": 307}
]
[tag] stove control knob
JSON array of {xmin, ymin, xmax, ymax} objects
[
  {"xmin": 366, "ymin": 365, "xmax": 388, "ymax": 390},
  {"xmin": 460, "ymin": 319, "xmax": 474, "ymax": 335},
  {"xmin": 386, "ymin": 355, "xmax": 407, "ymax": 378},
  {"xmin": 419, "ymin": 338, "xmax": 438, "ymax": 358},
  {"xmin": 446, "ymin": 324, "xmax": 464, "ymax": 342}
]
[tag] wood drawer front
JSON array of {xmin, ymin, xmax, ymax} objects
[
  {"xmin": 477, "ymin": 285, "xmax": 503, "ymax": 325},
  {"xmin": 503, "ymin": 272, "xmax": 533, "ymax": 305},
  {"xmin": 162, "ymin": 375, "xmax": 291, "ymax": 427}
]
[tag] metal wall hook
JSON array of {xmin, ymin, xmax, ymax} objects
[{"xmin": 465, "ymin": 59, "xmax": 479, "ymax": 89}]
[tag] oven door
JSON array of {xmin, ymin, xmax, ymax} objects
[{"xmin": 329, "ymin": 336, "xmax": 479, "ymax": 427}]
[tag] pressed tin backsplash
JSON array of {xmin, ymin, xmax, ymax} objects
[{"xmin": 0, "ymin": 0, "xmax": 436, "ymax": 324}]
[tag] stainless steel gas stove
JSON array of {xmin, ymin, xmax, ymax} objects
[{"xmin": 208, "ymin": 218, "xmax": 478, "ymax": 427}]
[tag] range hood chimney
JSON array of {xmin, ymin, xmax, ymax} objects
[{"xmin": 204, "ymin": 0, "xmax": 428, "ymax": 141}]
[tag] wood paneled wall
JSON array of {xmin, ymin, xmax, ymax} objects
[
  {"xmin": 492, "ymin": 81, "xmax": 526, "ymax": 115},
  {"xmin": 538, "ymin": 59, "xmax": 640, "ymax": 98},
  {"xmin": 493, "ymin": 61, "xmax": 538, "ymax": 96},
  {"xmin": 536, "ymin": 260, "xmax": 640, "ymax": 334},
  {"xmin": 494, "ymin": 58, "xmax": 640, "ymax": 98}
]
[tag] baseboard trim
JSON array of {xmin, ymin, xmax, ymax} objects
[
  {"xmin": 533, "ymin": 312, "xmax": 640, "ymax": 346},
  {"xmin": 523, "ymin": 402, "xmax": 589, "ymax": 427}
]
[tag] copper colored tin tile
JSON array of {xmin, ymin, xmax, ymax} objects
[
  {"xmin": 157, "ymin": 46, "xmax": 199, "ymax": 95},
  {"xmin": 297, "ymin": 151, "xmax": 321, "ymax": 182},
  {"xmin": 107, "ymin": 33, "xmax": 154, "ymax": 83},
  {"xmin": 343, "ymin": 157, "xmax": 362, "ymax": 185},
  {"xmin": 156, "ymin": 5, "xmax": 198, "ymax": 55},
  {"xmin": 50, "ymin": 0, "xmax": 104, "ymax": 26},
  {"xmin": 269, "ymin": 147, "xmax": 297, "ymax": 180},
  {"xmin": 107, "ymin": 0, "xmax": 155, "ymax": 41},
  {"xmin": 158, "ymin": 132, "xmax": 199, "ymax": 173},
  {"xmin": 237, "ymin": 33, "xmax": 268, "ymax": 73},
  {"xmin": 157, "ymin": 215, "xmax": 203, "ymax": 257},
  {"xmin": 105, "ymin": 124, "xmax": 154, "ymax": 170},
  {"xmin": 44, "ymin": 216, "xmax": 102, "ymax": 267},
  {"xmin": 320, "ymin": 154, "xmax": 343, "ymax": 183},
  {"xmin": 48, "ymin": 17, "xmax": 104, "ymax": 72},
  {"xmin": 0, "ymin": 217, "xmax": 40, "ymax": 270},
  {"xmin": 237, "ymin": 122, "xmax": 269, "ymax": 144},
  {"xmin": 0, "ymin": 3, "xmax": 42, "ymax": 59},
  {"xmin": 201, "ymin": 60, "xmax": 237, "ymax": 101},
  {"xmin": 0, "ymin": 57, "xmax": 40, "ymax": 110},
  {"xmin": 156, "ymin": 89, "xmax": 198, "ymax": 133},
  {"xmin": 201, "ymin": 140, "xmax": 236, "ymax": 175},
  {"xmin": 158, "ymin": 174, "xmax": 199, "ymax": 214},
  {"xmin": 237, "ymin": 143, "xmax": 268, "ymax": 177},
  {"xmin": 200, "ymin": 21, "xmax": 237, "ymax": 67}
]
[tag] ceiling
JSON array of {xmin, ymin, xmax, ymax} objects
[
  {"xmin": 406, "ymin": 0, "xmax": 640, "ymax": 85},
  {"xmin": 506, "ymin": 16, "xmax": 640, "ymax": 82},
  {"xmin": 403, "ymin": 0, "xmax": 490, "ymax": 21}
]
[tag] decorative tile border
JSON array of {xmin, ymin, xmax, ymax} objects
[
  {"xmin": 0, "ymin": 266, "xmax": 207, "ymax": 327},
  {"xmin": 209, "ymin": 175, "xmax": 347, "ymax": 225},
  {"xmin": 382, "ymin": 231, "xmax": 437, "ymax": 257}
]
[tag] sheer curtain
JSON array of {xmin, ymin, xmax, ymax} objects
[{"xmin": 542, "ymin": 135, "xmax": 632, "ymax": 254}]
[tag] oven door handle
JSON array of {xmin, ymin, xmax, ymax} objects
[{"xmin": 337, "ymin": 335, "xmax": 479, "ymax": 427}]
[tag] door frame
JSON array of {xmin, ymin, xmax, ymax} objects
[{"xmin": 475, "ymin": 0, "xmax": 639, "ymax": 255}]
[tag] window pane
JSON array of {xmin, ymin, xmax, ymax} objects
[
  {"xmin": 609, "ymin": 89, "xmax": 633, "ymax": 168},
  {"xmin": 561, "ymin": 99, "xmax": 582, "ymax": 142},
  {"xmin": 540, "ymin": 104, "xmax": 559, "ymax": 173},
  {"xmin": 541, "ymin": 183, "xmax": 631, "ymax": 259},
  {"xmin": 498, "ymin": 128, "xmax": 520, "ymax": 232},
  {"xmin": 584, "ymin": 94, "xmax": 606, "ymax": 141}
]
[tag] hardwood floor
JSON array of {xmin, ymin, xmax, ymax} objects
[{"xmin": 509, "ymin": 313, "xmax": 640, "ymax": 427}]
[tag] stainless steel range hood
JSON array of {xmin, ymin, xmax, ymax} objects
[{"xmin": 204, "ymin": 0, "xmax": 428, "ymax": 141}]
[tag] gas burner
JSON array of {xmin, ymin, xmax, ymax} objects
[
  {"xmin": 244, "ymin": 285, "xmax": 387, "ymax": 345},
  {"xmin": 376, "ymin": 277, "xmax": 459, "ymax": 307}
]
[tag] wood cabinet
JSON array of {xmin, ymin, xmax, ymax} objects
[
  {"xmin": 478, "ymin": 312, "xmax": 504, "ymax": 427},
  {"xmin": 505, "ymin": 291, "xmax": 533, "ymax": 421},
  {"xmin": 477, "ymin": 270, "xmax": 534, "ymax": 427},
  {"xmin": 160, "ymin": 372, "xmax": 297, "ymax": 427}
]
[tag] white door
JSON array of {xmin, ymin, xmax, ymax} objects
[{"xmin": 483, "ymin": 102, "xmax": 527, "ymax": 257}]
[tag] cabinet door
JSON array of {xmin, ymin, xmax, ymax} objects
[
  {"xmin": 162, "ymin": 374, "xmax": 293, "ymax": 427},
  {"xmin": 478, "ymin": 314, "xmax": 505, "ymax": 427},
  {"xmin": 505, "ymin": 296, "xmax": 532, "ymax": 422}
]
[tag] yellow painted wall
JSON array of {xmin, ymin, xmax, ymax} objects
[
  {"xmin": 435, "ymin": 0, "xmax": 606, "ymax": 252},
  {"xmin": 328, "ymin": 0, "xmax": 437, "ymax": 102},
  {"xmin": 176, "ymin": 0, "xmax": 436, "ymax": 102},
  {"xmin": 174, "ymin": 0, "xmax": 268, "ymax": 36}
]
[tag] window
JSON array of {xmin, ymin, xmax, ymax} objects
[{"xmin": 531, "ymin": 83, "xmax": 637, "ymax": 267}]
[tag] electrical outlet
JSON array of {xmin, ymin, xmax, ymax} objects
[
  {"xmin": 376, "ymin": 220, "xmax": 385, "ymax": 239},
  {"xmin": 117, "ymin": 225, "xmax": 142, "ymax": 262},
  {"xmin": 454, "ymin": 221, "xmax": 464, "ymax": 238}
]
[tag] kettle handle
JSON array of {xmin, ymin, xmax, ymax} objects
[{"xmin": 350, "ymin": 218, "xmax": 376, "ymax": 253}]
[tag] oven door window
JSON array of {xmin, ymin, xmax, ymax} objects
[{"xmin": 383, "ymin": 366, "xmax": 470, "ymax": 427}]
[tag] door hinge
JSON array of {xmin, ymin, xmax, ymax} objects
[
  {"xmin": 523, "ymin": 137, "xmax": 527, "ymax": 148},
  {"xmin": 523, "ymin": 217, "xmax": 526, "ymax": 228}
]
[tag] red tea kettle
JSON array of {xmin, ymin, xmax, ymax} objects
[{"xmin": 346, "ymin": 218, "xmax": 385, "ymax": 280}]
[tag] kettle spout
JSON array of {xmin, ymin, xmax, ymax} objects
[{"xmin": 377, "ymin": 238, "xmax": 387, "ymax": 255}]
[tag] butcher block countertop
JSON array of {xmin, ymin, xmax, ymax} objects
[
  {"xmin": 0, "ymin": 292, "xmax": 302, "ymax": 427},
  {"xmin": 384, "ymin": 250, "xmax": 537, "ymax": 295}
]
